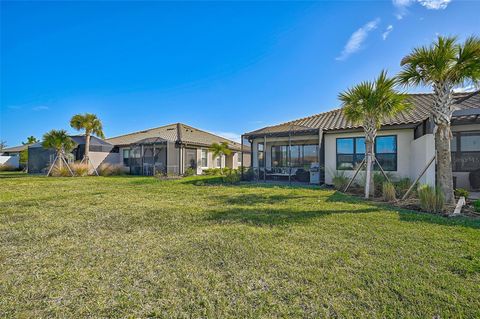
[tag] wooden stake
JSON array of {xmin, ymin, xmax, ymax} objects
[
  {"xmin": 343, "ymin": 158, "xmax": 366, "ymax": 193},
  {"xmin": 401, "ymin": 155, "xmax": 436, "ymax": 201}
]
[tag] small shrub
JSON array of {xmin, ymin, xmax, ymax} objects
[
  {"xmin": 71, "ymin": 163, "xmax": 89, "ymax": 176},
  {"xmin": 98, "ymin": 164, "xmax": 124, "ymax": 176},
  {"xmin": 241, "ymin": 168, "xmax": 254, "ymax": 181},
  {"xmin": 418, "ymin": 184, "xmax": 444, "ymax": 214},
  {"xmin": 51, "ymin": 165, "xmax": 73, "ymax": 177},
  {"xmin": 454, "ymin": 188, "xmax": 470, "ymax": 199},
  {"xmin": 474, "ymin": 200, "xmax": 480, "ymax": 213},
  {"xmin": 184, "ymin": 167, "xmax": 196, "ymax": 177},
  {"xmin": 203, "ymin": 168, "xmax": 222, "ymax": 176},
  {"xmin": 332, "ymin": 171, "xmax": 349, "ymax": 191},
  {"xmin": 0, "ymin": 164, "xmax": 16, "ymax": 171},
  {"xmin": 382, "ymin": 182, "xmax": 396, "ymax": 202},
  {"xmin": 394, "ymin": 177, "xmax": 413, "ymax": 197},
  {"xmin": 223, "ymin": 172, "xmax": 240, "ymax": 184}
]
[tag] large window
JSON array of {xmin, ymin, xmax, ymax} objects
[
  {"xmin": 336, "ymin": 137, "xmax": 365, "ymax": 170},
  {"xmin": 258, "ymin": 143, "xmax": 265, "ymax": 167},
  {"xmin": 122, "ymin": 149, "xmax": 130, "ymax": 166},
  {"xmin": 201, "ymin": 149, "xmax": 208, "ymax": 167},
  {"xmin": 451, "ymin": 131, "xmax": 480, "ymax": 172},
  {"xmin": 375, "ymin": 136, "xmax": 397, "ymax": 171},
  {"xmin": 216, "ymin": 156, "xmax": 221, "ymax": 167},
  {"xmin": 271, "ymin": 144, "xmax": 318, "ymax": 168},
  {"xmin": 336, "ymin": 135, "xmax": 397, "ymax": 171}
]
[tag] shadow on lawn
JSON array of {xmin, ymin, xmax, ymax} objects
[
  {"xmin": 326, "ymin": 191, "xmax": 480, "ymax": 229},
  {"xmin": 207, "ymin": 207, "xmax": 380, "ymax": 226},
  {"xmin": 213, "ymin": 193, "xmax": 315, "ymax": 206}
]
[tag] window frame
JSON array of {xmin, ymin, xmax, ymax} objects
[
  {"xmin": 451, "ymin": 131, "xmax": 480, "ymax": 172},
  {"xmin": 122, "ymin": 148, "xmax": 130, "ymax": 167},
  {"xmin": 270, "ymin": 144, "xmax": 319, "ymax": 168},
  {"xmin": 336, "ymin": 135, "xmax": 397, "ymax": 171},
  {"xmin": 200, "ymin": 149, "xmax": 208, "ymax": 168}
]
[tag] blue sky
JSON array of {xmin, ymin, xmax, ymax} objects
[{"xmin": 1, "ymin": 0, "xmax": 479, "ymax": 146}]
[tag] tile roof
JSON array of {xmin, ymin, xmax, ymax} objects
[
  {"xmin": 1, "ymin": 144, "xmax": 27, "ymax": 153},
  {"xmin": 106, "ymin": 123, "xmax": 243, "ymax": 151},
  {"xmin": 245, "ymin": 91, "xmax": 480, "ymax": 137}
]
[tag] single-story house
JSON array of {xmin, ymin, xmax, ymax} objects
[
  {"xmin": 106, "ymin": 123, "xmax": 249, "ymax": 175},
  {"xmin": 21, "ymin": 122, "xmax": 249, "ymax": 175},
  {"xmin": 0, "ymin": 145, "xmax": 27, "ymax": 169},
  {"xmin": 242, "ymin": 91, "xmax": 480, "ymax": 191}
]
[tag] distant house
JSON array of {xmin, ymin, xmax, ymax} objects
[
  {"xmin": 243, "ymin": 91, "xmax": 480, "ymax": 190},
  {"xmin": 106, "ymin": 123, "xmax": 249, "ymax": 175},
  {"xmin": 0, "ymin": 145, "xmax": 27, "ymax": 169},
  {"xmin": 0, "ymin": 145, "xmax": 27, "ymax": 157},
  {"xmin": 24, "ymin": 123, "xmax": 250, "ymax": 175}
]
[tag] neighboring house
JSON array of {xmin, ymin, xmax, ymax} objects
[
  {"xmin": 27, "ymin": 135, "xmax": 118, "ymax": 174},
  {"xmin": 243, "ymin": 91, "xmax": 480, "ymax": 190},
  {"xmin": 106, "ymin": 123, "xmax": 249, "ymax": 176},
  {"xmin": 0, "ymin": 145, "xmax": 26, "ymax": 169}
]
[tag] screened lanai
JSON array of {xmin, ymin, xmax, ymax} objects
[{"xmin": 129, "ymin": 137, "xmax": 169, "ymax": 176}]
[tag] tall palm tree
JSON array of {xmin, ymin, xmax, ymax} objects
[
  {"xmin": 22, "ymin": 136, "xmax": 39, "ymax": 145},
  {"xmin": 209, "ymin": 142, "xmax": 232, "ymax": 171},
  {"xmin": 70, "ymin": 113, "xmax": 105, "ymax": 164},
  {"xmin": 398, "ymin": 35, "xmax": 480, "ymax": 203},
  {"xmin": 339, "ymin": 70, "xmax": 410, "ymax": 199},
  {"xmin": 42, "ymin": 129, "xmax": 75, "ymax": 172}
]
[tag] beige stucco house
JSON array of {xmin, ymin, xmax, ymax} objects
[{"xmin": 243, "ymin": 91, "xmax": 480, "ymax": 190}]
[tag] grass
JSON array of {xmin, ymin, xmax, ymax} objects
[{"xmin": 1, "ymin": 173, "xmax": 479, "ymax": 318}]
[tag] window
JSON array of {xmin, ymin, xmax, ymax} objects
[
  {"xmin": 201, "ymin": 149, "xmax": 208, "ymax": 167},
  {"xmin": 336, "ymin": 136, "xmax": 397, "ymax": 171},
  {"xmin": 375, "ymin": 136, "xmax": 397, "ymax": 171},
  {"xmin": 123, "ymin": 149, "xmax": 130, "ymax": 166},
  {"xmin": 336, "ymin": 137, "xmax": 365, "ymax": 170},
  {"xmin": 451, "ymin": 131, "xmax": 480, "ymax": 172},
  {"xmin": 258, "ymin": 143, "xmax": 265, "ymax": 167},
  {"xmin": 271, "ymin": 144, "xmax": 318, "ymax": 168},
  {"xmin": 216, "ymin": 156, "xmax": 221, "ymax": 167}
]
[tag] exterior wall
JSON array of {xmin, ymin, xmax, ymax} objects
[
  {"xmin": 324, "ymin": 129, "xmax": 415, "ymax": 185},
  {"xmin": 410, "ymin": 134, "xmax": 436, "ymax": 187},
  {"xmin": 90, "ymin": 151, "xmax": 121, "ymax": 170},
  {"xmin": 0, "ymin": 155, "xmax": 20, "ymax": 168}
]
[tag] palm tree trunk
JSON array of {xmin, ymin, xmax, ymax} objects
[
  {"xmin": 432, "ymin": 81, "xmax": 455, "ymax": 204},
  {"xmin": 436, "ymin": 124, "xmax": 455, "ymax": 204},
  {"xmin": 85, "ymin": 132, "xmax": 90, "ymax": 163},
  {"xmin": 365, "ymin": 141, "xmax": 374, "ymax": 199}
]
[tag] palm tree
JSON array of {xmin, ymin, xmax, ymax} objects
[
  {"xmin": 339, "ymin": 70, "xmax": 410, "ymax": 199},
  {"xmin": 22, "ymin": 136, "xmax": 39, "ymax": 145},
  {"xmin": 70, "ymin": 113, "xmax": 105, "ymax": 164},
  {"xmin": 398, "ymin": 35, "xmax": 480, "ymax": 203},
  {"xmin": 42, "ymin": 129, "xmax": 75, "ymax": 174},
  {"xmin": 209, "ymin": 142, "xmax": 232, "ymax": 171}
]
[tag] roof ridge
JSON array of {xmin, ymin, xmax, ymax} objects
[
  {"xmin": 106, "ymin": 123, "xmax": 177, "ymax": 140},
  {"xmin": 179, "ymin": 123, "xmax": 241, "ymax": 145}
]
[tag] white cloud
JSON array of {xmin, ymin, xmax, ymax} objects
[
  {"xmin": 392, "ymin": 0, "xmax": 450, "ymax": 19},
  {"xmin": 382, "ymin": 25, "xmax": 394, "ymax": 40},
  {"xmin": 453, "ymin": 85, "xmax": 477, "ymax": 93},
  {"xmin": 32, "ymin": 105, "xmax": 49, "ymax": 111},
  {"xmin": 418, "ymin": 0, "xmax": 451, "ymax": 9},
  {"xmin": 336, "ymin": 18, "xmax": 380, "ymax": 61},
  {"xmin": 213, "ymin": 131, "xmax": 241, "ymax": 143}
]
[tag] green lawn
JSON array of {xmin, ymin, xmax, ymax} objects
[{"xmin": 1, "ymin": 173, "xmax": 479, "ymax": 318}]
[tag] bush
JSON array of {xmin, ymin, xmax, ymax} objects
[
  {"xmin": 184, "ymin": 167, "xmax": 196, "ymax": 177},
  {"xmin": 394, "ymin": 177, "xmax": 413, "ymax": 197},
  {"xmin": 332, "ymin": 171, "xmax": 348, "ymax": 191},
  {"xmin": 0, "ymin": 164, "xmax": 16, "ymax": 171},
  {"xmin": 418, "ymin": 184, "xmax": 445, "ymax": 214},
  {"xmin": 454, "ymin": 188, "xmax": 470, "ymax": 199},
  {"xmin": 98, "ymin": 164, "xmax": 125, "ymax": 176},
  {"xmin": 241, "ymin": 168, "xmax": 254, "ymax": 181},
  {"xmin": 223, "ymin": 172, "xmax": 240, "ymax": 184},
  {"xmin": 51, "ymin": 165, "xmax": 73, "ymax": 177},
  {"xmin": 474, "ymin": 200, "xmax": 480, "ymax": 213},
  {"xmin": 71, "ymin": 163, "xmax": 89, "ymax": 176},
  {"xmin": 382, "ymin": 182, "xmax": 396, "ymax": 202},
  {"xmin": 203, "ymin": 168, "xmax": 222, "ymax": 176}
]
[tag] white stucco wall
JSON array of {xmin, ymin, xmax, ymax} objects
[
  {"xmin": 410, "ymin": 133, "xmax": 436, "ymax": 187},
  {"xmin": 0, "ymin": 155, "xmax": 20, "ymax": 168},
  {"xmin": 324, "ymin": 129, "xmax": 416, "ymax": 185}
]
